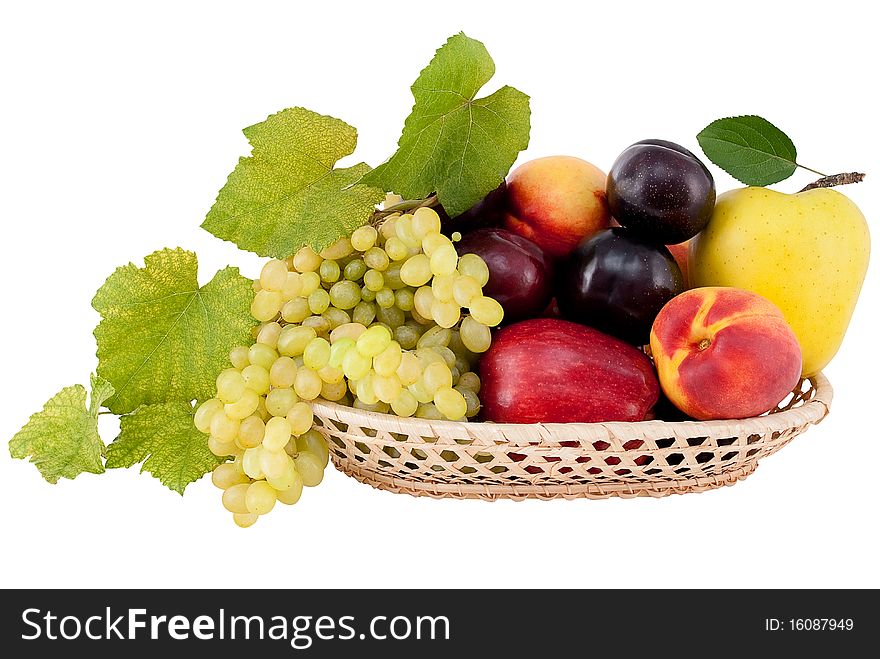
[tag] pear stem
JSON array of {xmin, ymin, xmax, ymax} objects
[{"xmin": 799, "ymin": 172, "xmax": 866, "ymax": 192}]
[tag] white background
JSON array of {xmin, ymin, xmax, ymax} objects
[{"xmin": 1, "ymin": 0, "xmax": 877, "ymax": 589}]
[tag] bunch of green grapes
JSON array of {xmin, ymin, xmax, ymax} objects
[{"xmin": 195, "ymin": 202, "xmax": 502, "ymax": 526}]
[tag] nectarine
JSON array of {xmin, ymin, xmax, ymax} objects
[
  {"xmin": 504, "ymin": 156, "xmax": 611, "ymax": 258},
  {"xmin": 650, "ymin": 287, "xmax": 802, "ymax": 420}
]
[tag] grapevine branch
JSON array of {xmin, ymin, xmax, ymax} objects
[{"xmin": 370, "ymin": 194, "xmax": 439, "ymax": 225}]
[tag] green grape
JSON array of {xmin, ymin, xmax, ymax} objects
[
  {"xmin": 373, "ymin": 373, "xmax": 402, "ymax": 403},
  {"xmin": 342, "ymin": 348, "xmax": 371, "ymax": 380},
  {"xmin": 251, "ymin": 289, "xmax": 282, "ymax": 322},
  {"xmin": 355, "ymin": 373, "xmax": 379, "ymax": 405},
  {"xmin": 423, "ymin": 361, "xmax": 453, "ymax": 395},
  {"xmin": 430, "ymin": 243, "xmax": 458, "ymax": 276},
  {"xmin": 328, "ymin": 280, "xmax": 362, "ymax": 310},
  {"xmin": 256, "ymin": 322, "xmax": 282, "ymax": 348},
  {"xmin": 383, "ymin": 264, "xmax": 405, "ymax": 290},
  {"xmin": 281, "ymin": 272, "xmax": 303, "ymax": 300},
  {"xmin": 352, "ymin": 301, "xmax": 377, "ymax": 326},
  {"xmin": 415, "ymin": 403, "xmax": 444, "ymax": 420},
  {"xmin": 351, "ymin": 225, "xmax": 379, "ymax": 252},
  {"xmin": 400, "ymin": 254, "xmax": 432, "ymax": 287},
  {"xmin": 329, "ymin": 322, "xmax": 367, "ymax": 343},
  {"xmin": 363, "ymin": 269, "xmax": 384, "ymax": 292},
  {"xmin": 302, "ymin": 315, "xmax": 331, "ymax": 337},
  {"xmin": 411, "ymin": 207, "xmax": 441, "ymax": 240},
  {"xmin": 265, "ymin": 387, "xmax": 297, "ymax": 417},
  {"xmin": 296, "ymin": 429, "xmax": 330, "ymax": 467},
  {"xmin": 353, "ymin": 399, "xmax": 390, "ymax": 413},
  {"xmin": 417, "ymin": 326, "xmax": 451, "ymax": 349},
  {"xmin": 293, "ymin": 245, "xmax": 322, "ymax": 273},
  {"xmin": 216, "ymin": 369, "xmax": 246, "ymax": 403},
  {"xmin": 379, "ymin": 213, "xmax": 398, "ymax": 239},
  {"xmin": 451, "ymin": 275, "xmax": 481, "ymax": 307},
  {"xmin": 238, "ymin": 415, "xmax": 266, "ymax": 449},
  {"xmin": 212, "ymin": 462, "xmax": 249, "ymax": 489},
  {"xmin": 287, "ymin": 401, "xmax": 314, "ymax": 436},
  {"xmin": 360, "ymin": 285, "xmax": 376, "ymax": 302},
  {"xmin": 260, "ymin": 447, "xmax": 292, "ymax": 480},
  {"xmin": 456, "ymin": 386, "xmax": 481, "ymax": 418},
  {"xmin": 208, "ymin": 436, "xmax": 236, "ymax": 457},
  {"xmin": 295, "ymin": 452, "xmax": 325, "ymax": 487},
  {"xmin": 229, "ymin": 346, "xmax": 251, "ymax": 370},
  {"xmin": 248, "ymin": 343, "xmax": 278, "ymax": 370},
  {"xmin": 195, "ymin": 398, "xmax": 224, "ymax": 433},
  {"xmin": 344, "ymin": 258, "xmax": 368, "ymax": 281},
  {"xmin": 364, "ymin": 247, "xmax": 390, "ymax": 271},
  {"xmin": 395, "ymin": 214, "xmax": 420, "ymax": 248},
  {"xmin": 457, "ymin": 371, "xmax": 481, "ymax": 393},
  {"xmin": 303, "ymin": 337, "xmax": 331, "ymax": 370},
  {"xmin": 394, "ymin": 287, "xmax": 415, "ymax": 311},
  {"xmin": 431, "ymin": 300, "xmax": 461, "ymax": 328},
  {"xmin": 263, "ymin": 417, "xmax": 292, "ymax": 452},
  {"xmin": 408, "ymin": 380, "xmax": 433, "ymax": 404},
  {"xmin": 469, "ymin": 295, "xmax": 505, "ymax": 327},
  {"xmin": 294, "ymin": 368, "xmax": 322, "ymax": 400},
  {"xmin": 241, "ymin": 364, "xmax": 270, "ymax": 394},
  {"xmin": 322, "ymin": 307, "xmax": 351, "ymax": 330},
  {"xmin": 281, "ymin": 297, "xmax": 311, "ymax": 323},
  {"xmin": 431, "ymin": 273, "xmax": 457, "ymax": 302},
  {"xmin": 222, "ymin": 483, "xmax": 251, "ymax": 514},
  {"xmin": 245, "ymin": 481, "xmax": 277, "ymax": 515},
  {"xmin": 299, "ymin": 271, "xmax": 321, "ymax": 296},
  {"xmin": 413, "ymin": 285, "xmax": 435, "ymax": 319},
  {"xmin": 319, "ymin": 260, "xmax": 341, "ymax": 283},
  {"xmin": 396, "ymin": 352, "xmax": 422, "ymax": 386},
  {"xmin": 278, "ymin": 326, "xmax": 317, "ymax": 356},
  {"xmin": 421, "ymin": 231, "xmax": 452, "ymax": 257},
  {"xmin": 320, "ymin": 378, "xmax": 347, "ymax": 401},
  {"xmin": 385, "ymin": 236, "xmax": 409, "ymax": 261},
  {"xmin": 373, "ymin": 341, "xmax": 403, "ymax": 377},
  {"xmin": 390, "ymin": 389, "xmax": 419, "ymax": 417},
  {"xmin": 375, "ymin": 288, "xmax": 395, "ymax": 309},
  {"xmin": 434, "ymin": 386, "xmax": 467, "ymax": 420},
  {"xmin": 318, "ymin": 365, "xmax": 345, "ymax": 384},
  {"xmin": 308, "ymin": 288, "xmax": 331, "ymax": 314},
  {"xmin": 460, "ymin": 316, "xmax": 492, "ymax": 353},
  {"xmin": 275, "ymin": 471, "xmax": 304, "ymax": 504},
  {"xmin": 225, "ymin": 389, "xmax": 260, "ymax": 420},
  {"xmin": 357, "ymin": 325, "xmax": 392, "ymax": 357},
  {"xmin": 328, "ymin": 337, "xmax": 356, "ymax": 367},
  {"xmin": 260, "ymin": 259, "xmax": 289, "ymax": 292},
  {"xmin": 242, "ymin": 446, "xmax": 265, "ymax": 479},
  {"xmin": 431, "ymin": 346, "xmax": 457, "ymax": 368},
  {"xmin": 457, "ymin": 254, "xmax": 490, "ymax": 287},
  {"xmin": 267, "ymin": 459, "xmax": 300, "ymax": 492},
  {"xmin": 393, "ymin": 324, "xmax": 419, "ymax": 350},
  {"xmin": 320, "ymin": 237, "xmax": 354, "ymax": 260}
]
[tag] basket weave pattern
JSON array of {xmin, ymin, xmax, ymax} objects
[{"xmin": 312, "ymin": 374, "xmax": 832, "ymax": 500}]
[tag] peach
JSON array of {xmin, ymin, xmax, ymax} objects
[
  {"xmin": 666, "ymin": 240, "xmax": 691, "ymax": 288},
  {"xmin": 504, "ymin": 156, "xmax": 611, "ymax": 258},
  {"xmin": 649, "ymin": 287, "xmax": 802, "ymax": 420}
]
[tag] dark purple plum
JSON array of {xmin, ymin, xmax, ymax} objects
[
  {"xmin": 456, "ymin": 228, "xmax": 553, "ymax": 323},
  {"xmin": 438, "ymin": 181, "xmax": 508, "ymax": 237},
  {"xmin": 607, "ymin": 139, "xmax": 715, "ymax": 244},
  {"xmin": 556, "ymin": 227, "xmax": 684, "ymax": 345}
]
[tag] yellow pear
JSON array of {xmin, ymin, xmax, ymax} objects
[{"xmin": 690, "ymin": 187, "xmax": 869, "ymax": 376}]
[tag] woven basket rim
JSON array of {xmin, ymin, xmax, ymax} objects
[{"xmin": 312, "ymin": 372, "xmax": 832, "ymax": 438}]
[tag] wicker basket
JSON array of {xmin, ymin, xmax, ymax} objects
[{"xmin": 312, "ymin": 373, "xmax": 832, "ymax": 500}]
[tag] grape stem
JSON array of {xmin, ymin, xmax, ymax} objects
[
  {"xmin": 799, "ymin": 172, "xmax": 866, "ymax": 192},
  {"xmin": 370, "ymin": 194, "xmax": 439, "ymax": 225}
]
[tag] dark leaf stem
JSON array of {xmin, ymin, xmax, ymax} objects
[{"xmin": 799, "ymin": 172, "xmax": 866, "ymax": 192}]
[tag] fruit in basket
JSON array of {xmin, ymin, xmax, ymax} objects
[
  {"xmin": 439, "ymin": 181, "xmax": 508, "ymax": 236},
  {"xmin": 480, "ymin": 318, "xmax": 659, "ymax": 423},
  {"xmin": 503, "ymin": 156, "xmax": 611, "ymax": 258},
  {"xmin": 456, "ymin": 228, "xmax": 553, "ymax": 322},
  {"xmin": 650, "ymin": 287, "xmax": 802, "ymax": 420},
  {"xmin": 556, "ymin": 227, "xmax": 685, "ymax": 345},
  {"xmin": 690, "ymin": 187, "xmax": 870, "ymax": 376},
  {"xmin": 607, "ymin": 139, "xmax": 715, "ymax": 244}
]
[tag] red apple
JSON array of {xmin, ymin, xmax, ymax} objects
[
  {"xmin": 480, "ymin": 318, "xmax": 659, "ymax": 423},
  {"xmin": 504, "ymin": 156, "xmax": 611, "ymax": 258}
]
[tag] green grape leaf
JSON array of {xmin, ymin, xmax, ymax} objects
[
  {"xmin": 9, "ymin": 375, "xmax": 114, "ymax": 483},
  {"xmin": 202, "ymin": 107, "xmax": 386, "ymax": 257},
  {"xmin": 93, "ymin": 248, "xmax": 256, "ymax": 415},
  {"xmin": 361, "ymin": 32, "xmax": 531, "ymax": 218},
  {"xmin": 696, "ymin": 115, "xmax": 798, "ymax": 186},
  {"xmin": 107, "ymin": 401, "xmax": 222, "ymax": 495}
]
